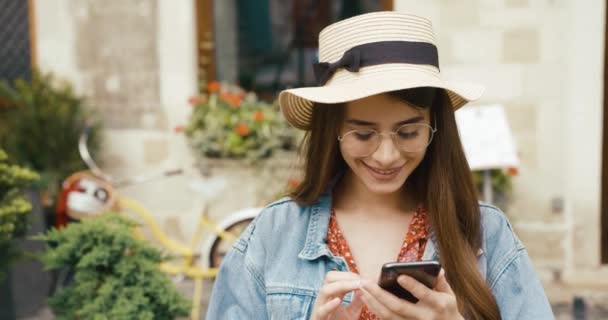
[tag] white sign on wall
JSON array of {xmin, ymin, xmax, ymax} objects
[{"xmin": 455, "ymin": 104, "xmax": 519, "ymax": 171}]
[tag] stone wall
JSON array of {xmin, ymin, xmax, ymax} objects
[
  {"xmin": 35, "ymin": 0, "xmax": 202, "ymax": 244},
  {"xmin": 71, "ymin": 0, "xmax": 166, "ymax": 129},
  {"xmin": 394, "ymin": 0, "xmax": 608, "ymax": 297}
]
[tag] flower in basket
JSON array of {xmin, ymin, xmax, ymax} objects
[{"xmin": 185, "ymin": 82, "xmax": 299, "ymax": 161}]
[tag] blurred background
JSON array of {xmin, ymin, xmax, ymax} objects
[{"xmin": 0, "ymin": 0, "xmax": 607, "ymax": 319}]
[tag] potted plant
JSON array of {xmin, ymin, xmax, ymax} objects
[
  {"xmin": 183, "ymin": 82, "xmax": 302, "ymax": 207},
  {"xmin": 0, "ymin": 71, "xmax": 102, "ymax": 225},
  {"xmin": 36, "ymin": 214, "xmax": 190, "ymax": 319},
  {"xmin": 472, "ymin": 168, "xmax": 517, "ymax": 210},
  {"xmin": 185, "ymin": 81, "xmax": 299, "ymax": 162}
]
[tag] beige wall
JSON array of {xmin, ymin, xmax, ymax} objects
[
  {"xmin": 394, "ymin": 0, "xmax": 608, "ymax": 289},
  {"xmin": 34, "ymin": 0, "xmax": 207, "ymax": 242}
]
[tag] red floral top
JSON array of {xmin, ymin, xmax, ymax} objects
[{"xmin": 327, "ymin": 207, "xmax": 429, "ymax": 320}]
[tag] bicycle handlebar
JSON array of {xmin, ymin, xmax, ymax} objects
[
  {"xmin": 79, "ymin": 126, "xmax": 114, "ymax": 182},
  {"xmin": 78, "ymin": 127, "xmax": 184, "ymax": 187}
]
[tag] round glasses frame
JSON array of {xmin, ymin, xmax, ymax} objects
[{"xmin": 337, "ymin": 122, "xmax": 438, "ymax": 157}]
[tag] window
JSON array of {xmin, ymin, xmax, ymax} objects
[
  {"xmin": 0, "ymin": 0, "xmax": 35, "ymax": 83},
  {"xmin": 197, "ymin": 0, "xmax": 393, "ymax": 99}
]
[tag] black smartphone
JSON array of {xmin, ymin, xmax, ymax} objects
[{"xmin": 378, "ymin": 261, "xmax": 441, "ymax": 303}]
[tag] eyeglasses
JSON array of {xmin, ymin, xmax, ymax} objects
[{"xmin": 337, "ymin": 123, "xmax": 437, "ymax": 157}]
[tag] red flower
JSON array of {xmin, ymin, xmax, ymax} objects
[
  {"xmin": 220, "ymin": 93, "xmax": 242, "ymax": 108},
  {"xmin": 253, "ymin": 111, "xmax": 264, "ymax": 122},
  {"xmin": 234, "ymin": 123, "xmax": 249, "ymax": 136},
  {"xmin": 207, "ymin": 81, "xmax": 221, "ymax": 93},
  {"xmin": 507, "ymin": 167, "xmax": 519, "ymax": 176},
  {"xmin": 174, "ymin": 125, "xmax": 185, "ymax": 134},
  {"xmin": 188, "ymin": 96, "xmax": 197, "ymax": 105}
]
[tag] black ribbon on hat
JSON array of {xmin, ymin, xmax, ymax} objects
[{"xmin": 312, "ymin": 40, "xmax": 440, "ymax": 85}]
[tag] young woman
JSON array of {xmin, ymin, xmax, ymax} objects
[{"xmin": 206, "ymin": 11, "xmax": 553, "ymax": 320}]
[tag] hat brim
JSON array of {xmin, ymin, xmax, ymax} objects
[{"xmin": 279, "ymin": 65, "xmax": 485, "ymax": 130}]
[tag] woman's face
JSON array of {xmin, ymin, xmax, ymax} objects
[{"xmin": 340, "ymin": 93, "xmax": 432, "ymax": 195}]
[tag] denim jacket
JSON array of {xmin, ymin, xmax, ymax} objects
[{"xmin": 206, "ymin": 190, "xmax": 554, "ymax": 319}]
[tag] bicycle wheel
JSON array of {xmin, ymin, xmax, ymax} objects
[{"xmin": 208, "ymin": 218, "xmax": 254, "ymax": 268}]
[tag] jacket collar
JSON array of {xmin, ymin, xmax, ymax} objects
[{"xmin": 298, "ymin": 185, "xmax": 336, "ymax": 261}]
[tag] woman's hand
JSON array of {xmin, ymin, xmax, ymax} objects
[
  {"xmin": 359, "ymin": 269, "xmax": 464, "ymax": 320},
  {"xmin": 311, "ymin": 270, "xmax": 365, "ymax": 320}
]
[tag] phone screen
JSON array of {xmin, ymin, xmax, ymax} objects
[{"xmin": 378, "ymin": 261, "xmax": 441, "ymax": 303}]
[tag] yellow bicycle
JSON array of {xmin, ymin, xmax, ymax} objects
[{"xmin": 53, "ymin": 128, "xmax": 260, "ymax": 319}]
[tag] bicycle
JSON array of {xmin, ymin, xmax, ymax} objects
[{"xmin": 51, "ymin": 127, "xmax": 261, "ymax": 319}]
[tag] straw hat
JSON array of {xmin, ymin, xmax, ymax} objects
[{"xmin": 278, "ymin": 11, "xmax": 485, "ymax": 130}]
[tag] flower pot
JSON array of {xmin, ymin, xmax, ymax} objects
[{"xmin": 193, "ymin": 151, "xmax": 301, "ymax": 218}]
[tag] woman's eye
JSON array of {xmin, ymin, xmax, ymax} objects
[
  {"xmin": 398, "ymin": 129, "xmax": 419, "ymax": 139},
  {"xmin": 354, "ymin": 131, "xmax": 374, "ymax": 141}
]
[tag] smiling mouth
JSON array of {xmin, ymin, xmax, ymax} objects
[{"xmin": 362, "ymin": 162, "xmax": 404, "ymax": 175}]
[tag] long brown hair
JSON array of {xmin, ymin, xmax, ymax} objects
[{"xmin": 290, "ymin": 88, "xmax": 501, "ymax": 319}]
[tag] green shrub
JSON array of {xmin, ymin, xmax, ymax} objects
[
  {"xmin": 36, "ymin": 214, "xmax": 190, "ymax": 319},
  {"xmin": 0, "ymin": 149, "xmax": 39, "ymax": 279},
  {"xmin": 0, "ymin": 70, "xmax": 102, "ymax": 208}
]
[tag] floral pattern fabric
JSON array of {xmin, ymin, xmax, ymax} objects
[{"xmin": 327, "ymin": 207, "xmax": 429, "ymax": 320}]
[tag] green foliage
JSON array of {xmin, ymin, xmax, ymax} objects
[
  {"xmin": 0, "ymin": 149, "xmax": 39, "ymax": 279},
  {"xmin": 185, "ymin": 81, "xmax": 299, "ymax": 161},
  {"xmin": 36, "ymin": 214, "xmax": 190, "ymax": 319},
  {"xmin": 472, "ymin": 169, "xmax": 514, "ymax": 195},
  {"xmin": 0, "ymin": 70, "xmax": 102, "ymax": 207}
]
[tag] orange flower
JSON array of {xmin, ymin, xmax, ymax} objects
[
  {"xmin": 234, "ymin": 123, "xmax": 249, "ymax": 136},
  {"xmin": 188, "ymin": 95, "xmax": 207, "ymax": 106},
  {"xmin": 287, "ymin": 177, "xmax": 301, "ymax": 189},
  {"xmin": 220, "ymin": 92, "xmax": 231, "ymax": 102},
  {"xmin": 253, "ymin": 111, "xmax": 264, "ymax": 122},
  {"xmin": 207, "ymin": 81, "xmax": 221, "ymax": 93},
  {"xmin": 507, "ymin": 167, "xmax": 519, "ymax": 176},
  {"xmin": 230, "ymin": 96, "xmax": 242, "ymax": 108},
  {"xmin": 220, "ymin": 92, "xmax": 241, "ymax": 108}
]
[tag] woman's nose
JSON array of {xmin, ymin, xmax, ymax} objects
[{"xmin": 370, "ymin": 135, "xmax": 401, "ymax": 165}]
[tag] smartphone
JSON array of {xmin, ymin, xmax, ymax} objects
[{"xmin": 378, "ymin": 261, "xmax": 441, "ymax": 303}]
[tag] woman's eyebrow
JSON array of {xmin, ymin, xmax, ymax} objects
[
  {"xmin": 394, "ymin": 116, "xmax": 424, "ymax": 126},
  {"xmin": 345, "ymin": 116, "xmax": 424, "ymax": 126}
]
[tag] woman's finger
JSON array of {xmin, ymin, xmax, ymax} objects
[
  {"xmin": 317, "ymin": 279, "xmax": 361, "ymax": 301},
  {"xmin": 434, "ymin": 269, "xmax": 454, "ymax": 295},
  {"xmin": 315, "ymin": 297, "xmax": 342, "ymax": 319},
  {"xmin": 323, "ymin": 270, "xmax": 360, "ymax": 284},
  {"xmin": 312, "ymin": 274, "xmax": 362, "ymax": 320},
  {"xmin": 361, "ymin": 279, "xmax": 418, "ymax": 318},
  {"xmin": 396, "ymin": 274, "xmax": 434, "ymax": 301},
  {"xmin": 360, "ymin": 286, "xmax": 399, "ymax": 319}
]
